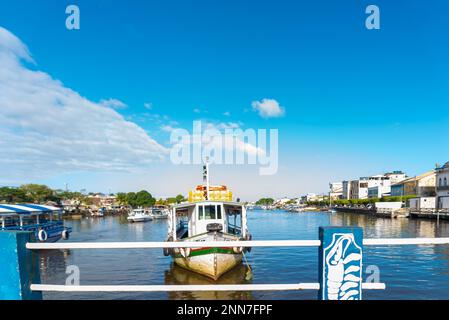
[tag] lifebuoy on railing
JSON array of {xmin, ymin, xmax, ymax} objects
[
  {"xmin": 62, "ymin": 229, "xmax": 70, "ymax": 240},
  {"xmin": 38, "ymin": 229, "xmax": 48, "ymax": 242}
]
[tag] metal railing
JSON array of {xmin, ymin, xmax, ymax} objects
[
  {"xmin": 4, "ymin": 227, "xmax": 449, "ymax": 300},
  {"xmin": 27, "ymin": 239, "xmax": 387, "ymax": 295}
]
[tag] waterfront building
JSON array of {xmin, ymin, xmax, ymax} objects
[
  {"xmin": 342, "ymin": 180, "xmax": 351, "ymax": 199},
  {"xmin": 368, "ymin": 186, "xmax": 391, "ymax": 198},
  {"xmin": 305, "ymin": 193, "xmax": 318, "ymax": 202},
  {"xmin": 329, "ymin": 182, "xmax": 343, "ymax": 200},
  {"xmin": 87, "ymin": 193, "xmax": 117, "ymax": 210},
  {"xmin": 385, "ymin": 171, "xmax": 407, "ymax": 184},
  {"xmin": 350, "ymin": 175, "xmax": 390, "ymax": 199},
  {"xmin": 390, "ymin": 170, "xmax": 436, "ymax": 197},
  {"xmin": 274, "ymin": 197, "xmax": 293, "ymax": 206},
  {"xmin": 436, "ymin": 162, "xmax": 449, "ymax": 209},
  {"xmin": 409, "ymin": 197, "xmax": 436, "ymax": 210}
]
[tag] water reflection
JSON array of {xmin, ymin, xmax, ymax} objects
[
  {"xmin": 41, "ymin": 212, "xmax": 449, "ymax": 300},
  {"xmin": 164, "ymin": 263, "xmax": 253, "ymax": 300}
]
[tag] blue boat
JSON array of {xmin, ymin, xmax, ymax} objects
[{"xmin": 0, "ymin": 204, "xmax": 72, "ymax": 242}]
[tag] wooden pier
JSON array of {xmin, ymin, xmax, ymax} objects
[{"xmin": 409, "ymin": 209, "xmax": 449, "ymax": 220}]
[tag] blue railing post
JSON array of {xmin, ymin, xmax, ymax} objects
[
  {"xmin": 0, "ymin": 231, "xmax": 42, "ymax": 300},
  {"xmin": 318, "ymin": 226, "xmax": 363, "ymax": 300}
]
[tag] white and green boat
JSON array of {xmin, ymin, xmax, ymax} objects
[{"xmin": 163, "ymin": 162, "xmax": 251, "ymax": 280}]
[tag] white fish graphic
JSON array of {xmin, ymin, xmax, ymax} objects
[{"xmin": 324, "ymin": 233, "xmax": 362, "ymax": 300}]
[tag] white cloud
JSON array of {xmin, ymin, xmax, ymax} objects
[
  {"xmin": 170, "ymin": 121, "xmax": 265, "ymax": 159},
  {"xmin": 251, "ymin": 98, "xmax": 285, "ymax": 118},
  {"xmin": 100, "ymin": 98, "xmax": 127, "ymax": 109},
  {"xmin": 0, "ymin": 26, "xmax": 169, "ymax": 181},
  {"xmin": 160, "ymin": 124, "xmax": 177, "ymax": 133},
  {"xmin": 193, "ymin": 108, "xmax": 201, "ymax": 113},
  {"xmin": 144, "ymin": 102, "xmax": 152, "ymax": 110},
  {"xmin": 223, "ymin": 111, "xmax": 231, "ymax": 116}
]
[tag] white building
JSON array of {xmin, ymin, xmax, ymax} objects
[
  {"xmin": 329, "ymin": 182, "xmax": 343, "ymax": 200},
  {"xmin": 305, "ymin": 193, "xmax": 317, "ymax": 202},
  {"xmin": 436, "ymin": 162, "xmax": 449, "ymax": 209},
  {"xmin": 385, "ymin": 171, "xmax": 407, "ymax": 184},
  {"xmin": 351, "ymin": 174, "xmax": 392, "ymax": 199},
  {"xmin": 342, "ymin": 181, "xmax": 351, "ymax": 199},
  {"xmin": 409, "ymin": 197, "xmax": 436, "ymax": 210}
]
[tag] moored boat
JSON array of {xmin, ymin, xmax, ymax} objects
[
  {"xmin": 163, "ymin": 161, "xmax": 251, "ymax": 280},
  {"xmin": 0, "ymin": 204, "xmax": 71, "ymax": 242},
  {"xmin": 127, "ymin": 208, "xmax": 152, "ymax": 222},
  {"xmin": 150, "ymin": 206, "xmax": 169, "ymax": 219}
]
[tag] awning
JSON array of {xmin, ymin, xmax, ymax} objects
[{"xmin": 0, "ymin": 204, "xmax": 61, "ymax": 215}]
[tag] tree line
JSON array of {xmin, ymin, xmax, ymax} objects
[
  {"xmin": 0, "ymin": 184, "xmax": 83, "ymax": 204},
  {"xmin": 256, "ymin": 198, "xmax": 275, "ymax": 205},
  {"xmin": 0, "ymin": 184, "xmax": 186, "ymax": 208}
]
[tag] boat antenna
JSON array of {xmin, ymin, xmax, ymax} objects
[{"xmin": 203, "ymin": 157, "xmax": 210, "ymax": 200}]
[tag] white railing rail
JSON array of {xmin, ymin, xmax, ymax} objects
[
  {"xmin": 26, "ymin": 237, "xmax": 449, "ymax": 250},
  {"xmin": 22, "ymin": 236, "xmax": 449, "ymax": 298},
  {"xmin": 30, "ymin": 283, "xmax": 385, "ymax": 292}
]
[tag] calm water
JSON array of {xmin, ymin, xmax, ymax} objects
[{"xmin": 41, "ymin": 210, "xmax": 449, "ymax": 300}]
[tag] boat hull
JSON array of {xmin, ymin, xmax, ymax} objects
[
  {"xmin": 127, "ymin": 217, "xmax": 152, "ymax": 222},
  {"xmin": 173, "ymin": 248, "xmax": 242, "ymax": 280}
]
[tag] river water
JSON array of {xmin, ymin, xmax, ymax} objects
[{"xmin": 40, "ymin": 210, "xmax": 449, "ymax": 300}]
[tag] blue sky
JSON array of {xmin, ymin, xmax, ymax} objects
[{"xmin": 0, "ymin": 0, "xmax": 448, "ymax": 200}]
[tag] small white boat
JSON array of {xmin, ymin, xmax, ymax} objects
[
  {"xmin": 151, "ymin": 207, "xmax": 169, "ymax": 219},
  {"xmin": 127, "ymin": 208, "xmax": 153, "ymax": 223},
  {"xmin": 163, "ymin": 161, "xmax": 251, "ymax": 280}
]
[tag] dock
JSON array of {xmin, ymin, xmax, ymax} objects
[{"xmin": 409, "ymin": 209, "xmax": 449, "ymax": 220}]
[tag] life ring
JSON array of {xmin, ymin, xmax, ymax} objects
[
  {"xmin": 180, "ymin": 247, "xmax": 191, "ymax": 258},
  {"xmin": 233, "ymin": 246, "xmax": 243, "ymax": 254},
  {"xmin": 38, "ymin": 229, "xmax": 48, "ymax": 242},
  {"xmin": 62, "ymin": 229, "xmax": 70, "ymax": 240}
]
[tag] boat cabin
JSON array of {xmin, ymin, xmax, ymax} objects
[
  {"xmin": 0, "ymin": 204, "xmax": 71, "ymax": 242},
  {"xmin": 169, "ymin": 201, "xmax": 247, "ymax": 241}
]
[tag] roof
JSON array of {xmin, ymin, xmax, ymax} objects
[
  {"xmin": 437, "ymin": 161, "xmax": 449, "ymax": 170},
  {"xmin": 173, "ymin": 200, "xmax": 244, "ymax": 209},
  {"xmin": 0, "ymin": 204, "xmax": 61, "ymax": 215},
  {"xmin": 391, "ymin": 170, "xmax": 435, "ymax": 186}
]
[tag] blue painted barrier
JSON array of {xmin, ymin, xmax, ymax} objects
[
  {"xmin": 0, "ymin": 231, "xmax": 42, "ymax": 300},
  {"xmin": 319, "ymin": 226, "xmax": 363, "ymax": 300}
]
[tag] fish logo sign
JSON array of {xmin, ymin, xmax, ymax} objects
[{"xmin": 319, "ymin": 227, "xmax": 363, "ymax": 300}]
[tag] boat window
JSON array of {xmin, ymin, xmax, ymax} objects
[
  {"xmin": 204, "ymin": 205, "xmax": 216, "ymax": 219},
  {"xmin": 225, "ymin": 206, "xmax": 242, "ymax": 235},
  {"xmin": 198, "ymin": 205, "xmax": 204, "ymax": 220},
  {"xmin": 217, "ymin": 205, "xmax": 222, "ymax": 219}
]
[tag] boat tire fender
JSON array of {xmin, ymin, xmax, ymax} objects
[
  {"xmin": 163, "ymin": 236, "xmax": 174, "ymax": 256},
  {"xmin": 38, "ymin": 229, "xmax": 48, "ymax": 242},
  {"xmin": 233, "ymin": 246, "xmax": 243, "ymax": 254},
  {"xmin": 62, "ymin": 229, "xmax": 70, "ymax": 240},
  {"xmin": 245, "ymin": 233, "xmax": 252, "ymax": 252}
]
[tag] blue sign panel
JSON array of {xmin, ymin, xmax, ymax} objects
[{"xmin": 318, "ymin": 226, "xmax": 363, "ymax": 300}]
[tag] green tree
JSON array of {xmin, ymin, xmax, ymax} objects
[
  {"xmin": 0, "ymin": 187, "xmax": 30, "ymax": 203},
  {"xmin": 19, "ymin": 184, "xmax": 56, "ymax": 203},
  {"xmin": 130, "ymin": 190, "xmax": 155, "ymax": 208},
  {"xmin": 256, "ymin": 198, "xmax": 275, "ymax": 206},
  {"xmin": 175, "ymin": 194, "xmax": 186, "ymax": 204},
  {"xmin": 116, "ymin": 193, "xmax": 129, "ymax": 205}
]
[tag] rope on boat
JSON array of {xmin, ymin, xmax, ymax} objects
[{"xmin": 242, "ymin": 250, "xmax": 253, "ymax": 281}]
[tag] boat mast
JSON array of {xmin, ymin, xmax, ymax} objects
[{"xmin": 203, "ymin": 157, "xmax": 210, "ymax": 200}]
